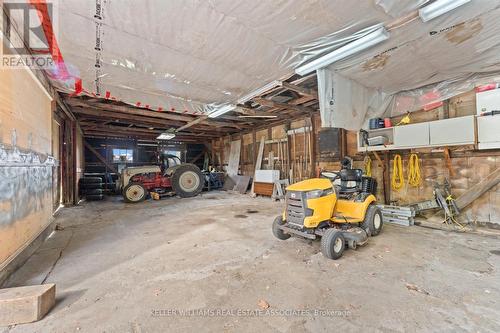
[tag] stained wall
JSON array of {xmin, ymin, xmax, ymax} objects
[{"xmin": 0, "ymin": 66, "xmax": 54, "ymax": 269}]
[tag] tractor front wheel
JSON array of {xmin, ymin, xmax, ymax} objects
[
  {"xmin": 321, "ymin": 229, "xmax": 345, "ymax": 260},
  {"xmin": 171, "ymin": 164, "xmax": 204, "ymax": 198},
  {"xmin": 123, "ymin": 182, "xmax": 148, "ymax": 203}
]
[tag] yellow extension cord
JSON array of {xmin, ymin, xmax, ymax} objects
[
  {"xmin": 392, "ymin": 154, "xmax": 404, "ymax": 190},
  {"xmin": 364, "ymin": 155, "xmax": 372, "ymax": 177},
  {"xmin": 407, "ymin": 153, "xmax": 421, "ymax": 187}
]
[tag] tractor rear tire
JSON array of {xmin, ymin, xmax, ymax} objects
[
  {"xmin": 86, "ymin": 194, "xmax": 103, "ymax": 201},
  {"xmin": 123, "ymin": 182, "xmax": 148, "ymax": 203},
  {"xmin": 80, "ymin": 183, "xmax": 103, "ymax": 190},
  {"xmin": 171, "ymin": 164, "xmax": 204, "ymax": 198},
  {"xmin": 272, "ymin": 216, "xmax": 290, "ymax": 240},
  {"xmin": 321, "ymin": 229, "xmax": 345, "ymax": 260},
  {"xmin": 81, "ymin": 188, "xmax": 103, "ymax": 195},
  {"xmin": 80, "ymin": 177, "xmax": 102, "ymax": 184},
  {"xmin": 361, "ymin": 204, "xmax": 383, "ymax": 236}
]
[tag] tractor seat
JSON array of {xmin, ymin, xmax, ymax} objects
[{"xmin": 338, "ymin": 169, "xmax": 363, "ymax": 194}]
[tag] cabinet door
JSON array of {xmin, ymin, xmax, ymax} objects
[
  {"xmin": 429, "ymin": 116, "xmax": 475, "ymax": 146},
  {"xmin": 394, "ymin": 123, "xmax": 429, "ymax": 148},
  {"xmin": 478, "ymin": 115, "xmax": 500, "ymax": 149},
  {"xmin": 476, "ymin": 89, "xmax": 500, "ymax": 115}
]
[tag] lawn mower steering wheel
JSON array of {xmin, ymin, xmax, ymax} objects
[{"xmin": 320, "ymin": 171, "xmax": 340, "ymax": 181}]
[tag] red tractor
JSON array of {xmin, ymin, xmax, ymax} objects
[{"xmin": 118, "ymin": 155, "xmax": 204, "ymax": 203}]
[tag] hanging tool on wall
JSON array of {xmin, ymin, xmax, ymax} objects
[
  {"xmin": 392, "ymin": 154, "xmax": 404, "ymax": 190},
  {"xmin": 407, "ymin": 153, "xmax": 421, "ymax": 187},
  {"xmin": 364, "ymin": 155, "xmax": 372, "ymax": 177},
  {"xmin": 395, "ymin": 112, "xmax": 411, "ymax": 126}
]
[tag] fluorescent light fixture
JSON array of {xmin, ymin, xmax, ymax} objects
[
  {"xmin": 156, "ymin": 132, "xmax": 176, "ymax": 140},
  {"xmin": 238, "ymin": 115, "xmax": 278, "ymax": 118},
  {"xmin": 208, "ymin": 104, "xmax": 236, "ymax": 118},
  {"xmin": 419, "ymin": 0, "xmax": 471, "ymax": 22},
  {"xmin": 294, "ymin": 27, "xmax": 390, "ymax": 76},
  {"xmin": 237, "ymin": 80, "xmax": 281, "ymax": 104}
]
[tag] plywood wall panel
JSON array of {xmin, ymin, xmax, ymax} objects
[{"xmin": 0, "ymin": 67, "xmax": 54, "ymax": 269}]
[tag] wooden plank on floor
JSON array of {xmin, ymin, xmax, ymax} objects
[
  {"xmin": 250, "ymin": 136, "xmax": 266, "ymax": 196},
  {"xmin": 0, "ymin": 284, "xmax": 55, "ymax": 326},
  {"xmin": 454, "ymin": 167, "xmax": 500, "ymax": 210},
  {"xmin": 226, "ymin": 140, "xmax": 241, "ymax": 176}
]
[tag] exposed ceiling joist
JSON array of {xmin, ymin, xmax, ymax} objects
[
  {"xmin": 83, "ymin": 130, "xmax": 203, "ymax": 143},
  {"xmin": 65, "ymin": 98, "xmax": 242, "ymax": 129},
  {"xmin": 81, "ymin": 124, "xmax": 218, "ymax": 138},
  {"xmin": 280, "ymin": 82, "xmax": 318, "ymax": 99},
  {"xmin": 254, "ymin": 98, "xmax": 315, "ymax": 114},
  {"xmin": 73, "ymin": 109, "xmax": 235, "ymax": 136}
]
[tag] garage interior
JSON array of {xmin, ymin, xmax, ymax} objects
[{"xmin": 1, "ymin": 0, "xmax": 500, "ymax": 331}]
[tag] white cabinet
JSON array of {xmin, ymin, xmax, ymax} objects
[
  {"xmin": 476, "ymin": 88, "xmax": 500, "ymax": 115},
  {"xmin": 394, "ymin": 123, "xmax": 429, "ymax": 148},
  {"xmin": 254, "ymin": 170, "xmax": 280, "ymax": 183},
  {"xmin": 478, "ymin": 115, "xmax": 500, "ymax": 150},
  {"xmin": 357, "ymin": 116, "xmax": 476, "ymax": 152},
  {"xmin": 429, "ymin": 116, "xmax": 475, "ymax": 146}
]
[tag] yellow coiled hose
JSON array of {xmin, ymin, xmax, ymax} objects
[
  {"xmin": 392, "ymin": 154, "xmax": 404, "ymax": 190},
  {"xmin": 407, "ymin": 153, "xmax": 421, "ymax": 187}
]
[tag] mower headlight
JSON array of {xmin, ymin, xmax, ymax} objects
[
  {"xmin": 306, "ymin": 188, "xmax": 334, "ymax": 199},
  {"xmin": 306, "ymin": 189, "xmax": 324, "ymax": 199}
]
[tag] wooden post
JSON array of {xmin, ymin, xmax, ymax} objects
[
  {"xmin": 219, "ymin": 137, "xmax": 225, "ymax": 171},
  {"xmin": 72, "ymin": 122, "xmax": 77, "ymax": 204},
  {"xmin": 285, "ymin": 121, "xmax": 292, "ymax": 182},
  {"xmin": 444, "ymin": 147, "xmax": 454, "ymax": 177},
  {"xmin": 340, "ymin": 128, "xmax": 347, "ymax": 159},
  {"xmin": 383, "ymin": 152, "xmax": 390, "ymax": 205},
  {"xmin": 252, "ymin": 130, "xmax": 257, "ymax": 171},
  {"xmin": 211, "ymin": 139, "xmax": 216, "ymax": 169},
  {"xmin": 309, "ymin": 115, "xmax": 317, "ymax": 178}
]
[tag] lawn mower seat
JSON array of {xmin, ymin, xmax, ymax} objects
[{"xmin": 338, "ymin": 169, "xmax": 363, "ymax": 195}]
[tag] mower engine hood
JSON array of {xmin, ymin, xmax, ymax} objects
[{"xmin": 286, "ymin": 178, "xmax": 333, "ymax": 192}]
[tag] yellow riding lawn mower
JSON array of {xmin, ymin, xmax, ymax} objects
[{"xmin": 272, "ymin": 158, "xmax": 383, "ymax": 260}]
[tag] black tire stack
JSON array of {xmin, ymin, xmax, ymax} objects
[{"xmin": 79, "ymin": 177, "xmax": 104, "ymax": 201}]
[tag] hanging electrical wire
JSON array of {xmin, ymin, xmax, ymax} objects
[
  {"xmin": 407, "ymin": 153, "xmax": 421, "ymax": 187},
  {"xmin": 364, "ymin": 155, "xmax": 372, "ymax": 177},
  {"xmin": 392, "ymin": 154, "xmax": 404, "ymax": 190}
]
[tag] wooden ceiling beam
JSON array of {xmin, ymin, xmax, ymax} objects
[
  {"xmin": 81, "ymin": 124, "xmax": 219, "ymax": 139},
  {"xmin": 83, "ymin": 130, "xmax": 204, "ymax": 143},
  {"xmin": 280, "ymin": 82, "xmax": 318, "ymax": 99},
  {"xmin": 78, "ymin": 117, "xmax": 230, "ymax": 135},
  {"xmin": 66, "ymin": 98, "xmax": 242, "ymax": 129},
  {"xmin": 254, "ymin": 98, "xmax": 315, "ymax": 114},
  {"xmin": 67, "ymin": 99, "xmax": 194, "ymax": 122},
  {"xmin": 72, "ymin": 107, "xmax": 236, "ymax": 135}
]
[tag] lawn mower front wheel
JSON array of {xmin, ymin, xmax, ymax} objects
[
  {"xmin": 321, "ymin": 229, "xmax": 345, "ymax": 260},
  {"xmin": 272, "ymin": 216, "xmax": 290, "ymax": 240}
]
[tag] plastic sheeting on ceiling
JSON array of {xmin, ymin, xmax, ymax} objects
[
  {"xmin": 31, "ymin": 0, "xmax": 427, "ymax": 115},
  {"xmin": 319, "ymin": 0, "xmax": 500, "ymax": 128}
]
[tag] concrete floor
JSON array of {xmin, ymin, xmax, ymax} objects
[{"xmin": 3, "ymin": 191, "xmax": 500, "ymax": 332}]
